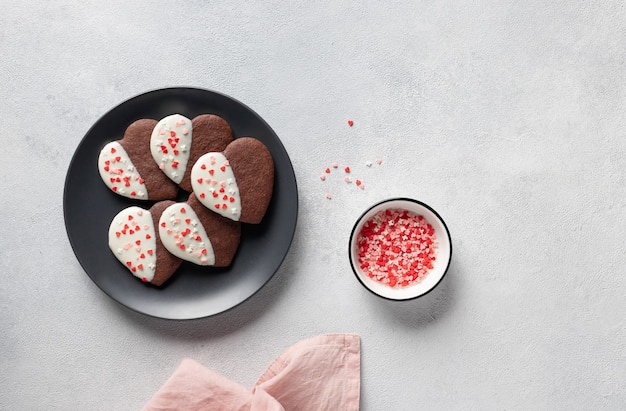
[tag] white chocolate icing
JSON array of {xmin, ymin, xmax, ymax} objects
[
  {"xmin": 190, "ymin": 153, "xmax": 242, "ymax": 221},
  {"xmin": 150, "ymin": 114, "xmax": 192, "ymax": 184},
  {"xmin": 108, "ymin": 206, "xmax": 157, "ymax": 282},
  {"xmin": 158, "ymin": 203, "xmax": 215, "ymax": 266},
  {"xmin": 98, "ymin": 142, "xmax": 148, "ymax": 199}
]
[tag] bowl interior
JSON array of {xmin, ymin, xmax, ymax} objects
[{"xmin": 349, "ymin": 198, "xmax": 451, "ymax": 300}]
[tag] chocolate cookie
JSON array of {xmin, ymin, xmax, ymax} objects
[
  {"xmin": 157, "ymin": 193, "xmax": 241, "ymax": 266},
  {"xmin": 98, "ymin": 119, "xmax": 179, "ymax": 200},
  {"xmin": 108, "ymin": 203, "xmax": 182, "ymax": 286},
  {"xmin": 190, "ymin": 137, "xmax": 274, "ymax": 224},
  {"xmin": 150, "ymin": 114, "xmax": 233, "ymax": 193}
]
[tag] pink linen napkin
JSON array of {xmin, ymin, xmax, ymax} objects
[{"xmin": 142, "ymin": 334, "xmax": 360, "ymax": 411}]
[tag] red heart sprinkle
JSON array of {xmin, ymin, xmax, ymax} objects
[
  {"xmin": 147, "ymin": 249, "xmax": 153, "ymax": 255},
  {"xmin": 221, "ymin": 204, "xmax": 227, "ymax": 209},
  {"xmin": 214, "ymin": 204, "xmax": 220, "ymax": 209},
  {"xmin": 219, "ymin": 187, "xmax": 225, "ymax": 193},
  {"xmin": 134, "ymin": 225, "xmax": 140, "ymax": 231},
  {"xmin": 138, "ymin": 264, "xmax": 143, "ymax": 270},
  {"xmin": 125, "ymin": 182, "xmax": 130, "ymax": 187},
  {"xmin": 140, "ymin": 253, "xmax": 145, "ymax": 259},
  {"xmin": 160, "ymin": 222, "xmax": 166, "ymax": 227},
  {"xmin": 141, "ymin": 277, "xmax": 147, "ymax": 282},
  {"xmin": 173, "ymin": 150, "xmax": 179, "ymax": 155},
  {"xmin": 128, "ymin": 215, "xmax": 133, "ymax": 220},
  {"xmin": 115, "ymin": 232, "xmax": 121, "ymax": 237},
  {"xmin": 171, "ymin": 161, "xmax": 179, "ymax": 168},
  {"xmin": 132, "ymin": 267, "xmax": 137, "ymax": 272},
  {"xmin": 111, "ymin": 147, "xmax": 117, "ymax": 153},
  {"xmin": 104, "ymin": 166, "xmax": 109, "ymax": 172},
  {"xmin": 201, "ymin": 249, "xmax": 207, "ymax": 255},
  {"xmin": 115, "ymin": 156, "xmax": 121, "ymax": 162},
  {"xmin": 230, "ymin": 197, "xmax": 235, "ymax": 202},
  {"xmin": 110, "ymin": 178, "xmax": 116, "ymax": 183},
  {"xmin": 121, "ymin": 229, "xmax": 127, "ymax": 235},
  {"xmin": 112, "ymin": 187, "xmax": 118, "ymax": 192},
  {"xmin": 126, "ymin": 261, "xmax": 132, "ymax": 267},
  {"xmin": 208, "ymin": 169, "xmax": 214, "ymax": 175},
  {"xmin": 179, "ymin": 244, "xmax": 185, "ymax": 250},
  {"xmin": 223, "ymin": 195, "xmax": 228, "ymax": 200},
  {"xmin": 199, "ymin": 193, "xmax": 206, "ymax": 198},
  {"xmin": 195, "ymin": 236, "xmax": 201, "ymax": 241},
  {"xmin": 145, "ymin": 234, "xmax": 151, "ymax": 239},
  {"xmin": 170, "ymin": 131, "xmax": 176, "ymax": 137},
  {"xmin": 170, "ymin": 143, "xmax": 177, "ymax": 149},
  {"xmin": 220, "ymin": 166, "xmax": 226, "ymax": 172},
  {"xmin": 197, "ymin": 178, "xmax": 203, "ymax": 184},
  {"xmin": 130, "ymin": 191, "xmax": 136, "ymax": 196},
  {"xmin": 129, "ymin": 230, "xmax": 134, "ymax": 235},
  {"xmin": 135, "ymin": 240, "xmax": 141, "ymax": 245},
  {"xmin": 180, "ymin": 207, "xmax": 186, "ymax": 213},
  {"xmin": 201, "ymin": 164, "xmax": 206, "ymax": 170},
  {"xmin": 212, "ymin": 192, "xmax": 218, "ymax": 198},
  {"xmin": 105, "ymin": 160, "xmax": 110, "ymax": 165},
  {"xmin": 185, "ymin": 218, "xmax": 191, "ymax": 224},
  {"xmin": 139, "ymin": 178, "xmax": 144, "ymax": 184}
]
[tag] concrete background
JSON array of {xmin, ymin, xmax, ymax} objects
[{"xmin": 1, "ymin": 1, "xmax": 625, "ymax": 409}]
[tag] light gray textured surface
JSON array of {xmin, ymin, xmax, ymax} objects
[{"xmin": 1, "ymin": 1, "xmax": 626, "ymax": 410}]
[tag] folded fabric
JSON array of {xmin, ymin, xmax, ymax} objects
[{"xmin": 142, "ymin": 334, "xmax": 360, "ymax": 411}]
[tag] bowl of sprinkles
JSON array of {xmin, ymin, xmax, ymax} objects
[{"xmin": 349, "ymin": 198, "xmax": 452, "ymax": 300}]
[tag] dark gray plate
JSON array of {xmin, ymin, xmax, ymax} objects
[{"xmin": 63, "ymin": 87, "xmax": 298, "ymax": 320}]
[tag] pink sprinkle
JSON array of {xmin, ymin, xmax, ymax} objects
[
  {"xmin": 376, "ymin": 159, "xmax": 382, "ymax": 165},
  {"xmin": 320, "ymin": 174, "xmax": 326, "ymax": 181},
  {"xmin": 196, "ymin": 251, "xmax": 202, "ymax": 257},
  {"xmin": 166, "ymin": 228, "xmax": 172, "ymax": 234},
  {"xmin": 174, "ymin": 218, "xmax": 180, "ymax": 224},
  {"xmin": 182, "ymin": 128, "xmax": 189, "ymax": 135},
  {"xmin": 200, "ymin": 257, "xmax": 208, "ymax": 264},
  {"xmin": 209, "ymin": 156, "xmax": 215, "ymax": 165},
  {"xmin": 176, "ymin": 119, "xmax": 186, "ymax": 126},
  {"xmin": 358, "ymin": 184, "xmax": 365, "ymax": 190},
  {"xmin": 332, "ymin": 162, "xmax": 338, "ymax": 168},
  {"xmin": 325, "ymin": 193, "xmax": 332, "ymax": 199},
  {"xmin": 344, "ymin": 177, "xmax": 352, "ymax": 183},
  {"xmin": 137, "ymin": 210, "xmax": 143, "ymax": 216},
  {"xmin": 159, "ymin": 130, "xmax": 165, "ymax": 136},
  {"xmin": 135, "ymin": 246, "xmax": 141, "ymax": 252},
  {"xmin": 123, "ymin": 243, "xmax": 131, "ymax": 250},
  {"xmin": 159, "ymin": 164, "xmax": 165, "ymax": 170},
  {"xmin": 356, "ymin": 209, "xmax": 437, "ymax": 288},
  {"xmin": 143, "ymin": 225, "xmax": 150, "ymax": 230},
  {"xmin": 220, "ymin": 181, "xmax": 226, "ymax": 187},
  {"xmin": 223, "ymin": 160, "xmax": 230, "ymax": 166}
]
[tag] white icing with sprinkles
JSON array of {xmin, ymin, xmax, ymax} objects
[
  {"xmin": 150, "ymin": 114, "xmax": 192, "ymax": 184},
  {"xmin": 108, "ymin": 206, "xmax": 157, "ymax": 283},
  {"xmin": 190, "ymin": 152, "xmax": 242, "ymax": 221},
  {"xmin": 158, "ymin": 203, "xmax": 215, "ymax": 266},
  {"xmin": 98, "ymin": 142, "xmax": 148, "ymax": 199}
]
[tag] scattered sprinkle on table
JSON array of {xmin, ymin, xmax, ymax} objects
[{"xmin": 356, "ymin": 209, "xmax": 438, "ymax": 288}]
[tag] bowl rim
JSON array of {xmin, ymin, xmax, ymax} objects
[{"xmin": 348, "ymin": 197, "xmax": 452, "ymax": 301}]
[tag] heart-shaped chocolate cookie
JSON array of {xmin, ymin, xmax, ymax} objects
[
  {"xmin": 108, "ymin": 202, "xmax": 182, "ymax": 286},
  {"xmin": 190, "ymin": 137, "xmax": 274, "ymax": 224},
  {"xmin": 98, "ymin": 119, "xmax": 179, "ymax": 200},
  {"xmin": 158, "ymin": 194, "xmax": 241, "ymax": 266},
  {"xmin": 150, "ymin": 114, "xmax": 234, "ymax": 192}
]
